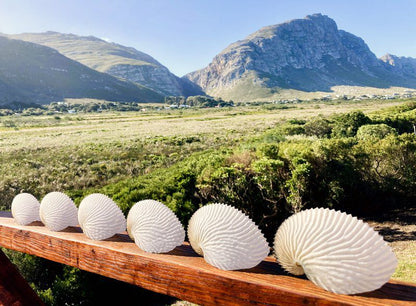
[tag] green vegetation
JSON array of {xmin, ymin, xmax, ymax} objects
[
  {"xmin": 164, "ymin": 95, "xmax": 234, "ymax": 107},
  {"xmin": 0, "ymin": 100, "xmax": 156, "ymax": 117},
  {"xmin": 1, "ymin": 99, "xmax": 415, "ymax": 304}
]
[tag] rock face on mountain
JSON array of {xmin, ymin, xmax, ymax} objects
[
  {"xmin": 10, "ymin": 32, "xmax": 203, "ymax": 97},
  {"xmin": 185, "ymin": 14, "xmax": 416, "ymax": 101},
  {"xmin": 0, "ymin": 36, "xmax": 163, "ymax": 105},
  {"xmin": 380, "ymin": 54, "xmax": 416, "ymax": 78}
]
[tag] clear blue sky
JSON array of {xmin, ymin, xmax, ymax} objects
[{"xmin": 0, "ymin": 0, "xmax": 415, "ymax": 76}]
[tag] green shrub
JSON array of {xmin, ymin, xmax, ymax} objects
[
  {"xmin": 356, "ymin": 124, "xmax": 397, "ymax": 141},
  {"xmin": 331, "ymin": 111, "xmax": 371, "ymax": 137},
  {"xmin": 304, "ymin": 117, "xmax": 332, "ymax": 137},
  {"xmin": 280, "ymin": 123, "xmax": 305, "ymax": 135}
]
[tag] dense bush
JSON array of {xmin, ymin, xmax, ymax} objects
[
  {"xmin": 165, "ymin": 95, "xmax": 234, "ymax": 108},
  {"xmin": 3, "ymin": 248, "xmax": 176, "ymax": 306},
  {"xmin": 331, "ymin": 111, "xmax": 372, "ymax": 137},
  {"xmin": 89, "ymin": 116, "xmax": 416, "ymax": 242},
  {"xmin": 303, "ymin": 117, "xmax": 332, "ymax": 137},
  {"xmin": 356, "ymin": 124, "xmax": 397, "ymax": 141}
]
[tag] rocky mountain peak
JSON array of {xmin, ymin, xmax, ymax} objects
[
  {"xmin": 380, "ymin": 53, "xmax": 416, "ymax": 77},
  {"xmin": 185, "ymin": 14, "xmax": 416, "ymax": 101},
  {"xmin": 380, "ymin": 53, "xmax": 397, "ymax": 65}
]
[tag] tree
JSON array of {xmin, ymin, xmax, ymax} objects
[{"xmin": 331, "ymin": 111, "xmax": 371, "ymax": 137}]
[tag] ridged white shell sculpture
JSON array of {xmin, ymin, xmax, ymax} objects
[
  {"xmin": 188, "ymin": 203, "xmax": 269, "ymax": 270},
  {"xmin": 11, "ymin": 193, "xmax": 41, "ymax": 225},
  {"xmin": 78, "ymin": 193, "xmax": 126, "ymax": 240},
  {"xmin": 39, "ymin": 192, "xmax": 78, "ymax": 231},
  {"xmin": 127, "ymin": 200, "xmax": 185, "ymax": 253},
  {"xmin": 274, "ymin": 208, "xmax": 397, "ymax": 295}
]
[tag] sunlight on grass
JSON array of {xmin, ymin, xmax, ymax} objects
[{"xmin": 392, "ymin": 241, "xmax": 416, "ymax": 283}]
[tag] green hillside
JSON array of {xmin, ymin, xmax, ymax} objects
[
  {"xmin": 12, "ymin": 32, "xmax": 160, "ymax": 71},
  {"xmin": 10, "ymin": 32, "xmax": 204, "ymax": 97},
  {"xmin": 0, "ymin": 36, "xmax": 163, "ymax": 105}
]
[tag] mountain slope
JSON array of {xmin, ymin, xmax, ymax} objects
[
  {"xmin": 185, "ymin": 14, "xmax": 416, "ymax": 101},
  {"xmin": 0, "ymin": 36, "xmax": 163, "ymax": 105},
  {"xmin": 380, "ymin": 54, "xmax": 416, "ymax": 78},
  {"xmin": 9, "ymin": 32, "xmax": 203, "ymax": 97}
]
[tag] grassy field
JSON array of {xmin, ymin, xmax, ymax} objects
[
  {"xmin": 0, "ymin": 99, "xmax": 404, "ymax": 206},
  {"xmin": 0, "ymin": 99, "xmax": 415, "ymax": 305},
  {"xmin": 0, "ymin": 100, "xmax": 404, "ymax": 149}
]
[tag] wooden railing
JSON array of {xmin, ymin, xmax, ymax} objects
[{"xmin": 0, "ymin": 211, "xmax": 415, "ymax": 305}]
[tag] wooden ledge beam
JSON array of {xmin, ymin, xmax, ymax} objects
[{"xmin": 0, "ymin": 211, "xmax": 415, "ymax": 305}]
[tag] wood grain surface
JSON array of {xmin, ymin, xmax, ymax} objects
[
  {"xmin": 0, "ymin": 249, "xmax": 44, "ymax": 306},
  {"xmin": 0, "ymin": 211, "xmax": 415, "ymax": 305}
]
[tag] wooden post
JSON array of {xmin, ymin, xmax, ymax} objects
[{"xmin": 0, "ymin": 249, "xmax": 44, "ymax": 306}]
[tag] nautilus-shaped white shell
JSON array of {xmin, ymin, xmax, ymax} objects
[
  {"xmin": 39, "ymin": 192, "xmax": 78, "ymax": 231},
  {"xmin": 188, "ymin": 203, "xmax": 269, "ymax": 270},
  {"xmin": 274, "ymin": 208, "xmax": 397, "ymax": 295},
  {"xmin": 78, "ymin": 193, "xmax": 126, "ymax": 240},
  {"xmin": 127, "ymin": 200, "xmax": 185, "ymax": 253},
  {"xmin": 11, "ymin": 193, "xmax": 41, "ymax": 225}
]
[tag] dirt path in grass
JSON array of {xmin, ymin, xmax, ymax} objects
[{"xmin": 366, "ymin": 207, "xmax": 416, "ymax": 283}]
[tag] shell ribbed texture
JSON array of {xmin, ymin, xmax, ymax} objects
[
  {"xmin": 188, "ymin": 203, "xmax": 269, "ymax": 271},
  {"xmin": 11, "ymin": 193, "xmax": 41, "ymax": 225},
  {"xmin": 127, "ymin": 200, "xmax": 185, "ymax": 253},
  {"xmin": 39, "ymin": 192, "xmax": 78, "ymax": 231},
  {"xmin": 274, "ymin": 208, "xmax": 397, "ymax": 295},
  {"xmin": 78, "ymin": 193, "xmax": 126, "ymax": 241}
]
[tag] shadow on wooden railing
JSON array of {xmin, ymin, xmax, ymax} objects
[{"xmin": 0, "ymin": 211, "xmax": 415, "ymax": 305}]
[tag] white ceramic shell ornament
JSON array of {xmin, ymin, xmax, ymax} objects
[
  {"xmin": 127, "ymin": 200, "xmax": 185, "ymax": 253},
  {"xmin": 39, "ymin": 192, "xmax": 78, "ymax": 231},
  {"xmin": 78, "ymin": 193, "xmax": 126, "ymax": 240},
  {"xmin": 274, "ymin": 208, "xmax": 397, "ymax": 295},
  {"xmin": 11, "ymin": 193, "xmax": 41, "ymax": 225},
  {"xmin": 188, "ymin": 203, "xmax": 269, "ymax": 270}
]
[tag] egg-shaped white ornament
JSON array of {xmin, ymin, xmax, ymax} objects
[
  {"xmin": 188, "ymin": 203, "xmax": 269, "ymax": 270},
  {"xmin": 11, "ymin": 193, "xmax": 41, "ymax": 225},
  {"xmin": 274, "ymin": 208, "xmax": 397, "ymax": 295},
  {"xmin": 39, "ymin": 192, "xmax": 78, "ymax": 231},
  {"xmin": 78, "ymin": 193, "xmax": 126, "ymax": 240},
  {"xmin": 127, "ymin": 200, "xmax": 185, "ymax": 253}
]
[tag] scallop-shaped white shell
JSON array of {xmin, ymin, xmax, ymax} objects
[
  {"xmin": 127, "ymin": 200, "xmax": 185, "ymax": 253},
  {"xmin": 78, "ymin": 193, "xmax": 126, "ymax": 240},
  {"xmin": 39, "ymin": 192, "xmax": 78, "ymax": 231},
  {"xmin": 11, "ymin": 193, "xmax": 41, "ymax": 225},
  {"xmin": 188, "ymin": 203, "xmax": 269, "ymax": 270},
  {"xmin": 274, "ymin": 208, "xmax": 397, "ymax": 295}
]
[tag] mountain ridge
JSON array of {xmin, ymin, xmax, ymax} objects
[
  {"xmin": 185, "ymin": 14, "xmax": 416, "ymax": 101},
  {"xmin": 0, "ymin": 36, "xmax": 164, "ymax": 105},
  {"xmin": 2, "ymin": 15, "xmax": 416, "ymax": 104},
  {"xmin": 8, "ymin": 31, "xmax": 203, "ymax": 97}
]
